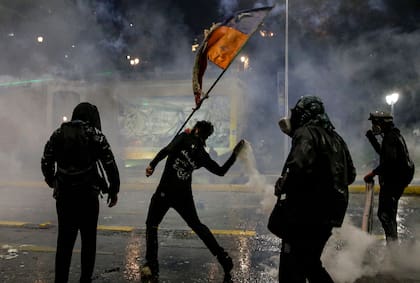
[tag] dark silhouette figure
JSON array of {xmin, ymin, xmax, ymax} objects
[
  {"xmin": 41, "ymin": 102, "xmax": 120, "ymax": 283},
  {"xmin": 142, "ymin": 120, "xmax": 244, "ymax": 282},
  {"xmin": 272, "ymin": 96, "xmax": 356, "ymax": 282},
  {"xmin": 364, "ymin": 111, "xmax": 414, "ymax": 243}
]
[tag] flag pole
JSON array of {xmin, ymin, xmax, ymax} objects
[{"xmin": 174, "ymin": 68, "xmax": 228, "ymax": 136}]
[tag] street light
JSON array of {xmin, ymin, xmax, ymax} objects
[{"xmin": 385, "ymin": 92, "xmax": 399, "ymax": 116}]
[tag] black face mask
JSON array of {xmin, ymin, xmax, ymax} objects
[{"xmin": 371, "ymin": 123, "xmax": 382, "ymax": 135}]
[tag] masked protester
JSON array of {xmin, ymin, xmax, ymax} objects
[
  {"xmin": 271, "ymin": 96, "xmax": 356, "ymax": 283},
  {"xmin": 41, "ymin": 102, "xmax": 120, "ymax": 283},
  {"xmin": 142, "ymin": 120, "xmax": 244, "ymax": 282},
  {"xmin": 364, "ymin": 111, "xmax": 414, "ymax": 243}
]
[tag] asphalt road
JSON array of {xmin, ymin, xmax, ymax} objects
[{"xmin": 1, "ymin": 181, "xmax": 420, "ymax": 283}]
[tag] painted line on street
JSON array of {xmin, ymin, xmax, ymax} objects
[
  {"xmin": 0, "ymin": 243, "xmax": 113, "ymax": 255},
  {"xmin": 349, "ymin": 185, "xmax": 420, "ymax": 194},
  {"xmin": 0, "ymin": 221, "xmax": 255, "ymax": 236},
  {"xmin": 0, "ymin": 221, "xmax": 29, "ymax": 227},
  {"xmin": 97, "ymin": 225, "xmax": 135, "ymax": 232},
  {"xmin": 201, "ymin": 229, "xmax": 256, "ymax": 236},
  {"xmin": 2, "ymin": 181, "xmax": 420, "ymax": 194}
]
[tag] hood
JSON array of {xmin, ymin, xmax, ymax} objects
[{"xmin": 71, "ymin": 102, "xmax": 102, "ymax": 130}]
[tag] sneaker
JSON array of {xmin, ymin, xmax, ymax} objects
[
  {"xmin": 140, "ymin": 261, "xmax": 159, "ymax": 280},
  {"xmin": 217, "ymin": 252, "xmax": 233, "ymax": 278},
  {"xmin": 223, "ymin": 273, "xmax": 233, "ymax": 283}
]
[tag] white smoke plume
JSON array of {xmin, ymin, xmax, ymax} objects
[{"xmin": 236, "ymin": 140, "xmax": 277, "ymax": 213}]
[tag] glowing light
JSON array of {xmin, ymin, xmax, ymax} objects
[
  {"xmin": 37, "ymin": 36, "xmax": 44, "ymax": 43},
  {"xmin": 8, "ymin": 33, "xmax": 14, "ymax": 37},
  {"xmin": 385, "ymin": 92, "xmax": 399, "ymax": 115},
  {"xmin": 62, "ymin": 116, "xmax": 68, "ymax": 122},
  {"xmin": 259, "ymin": 30, "xmax": 275, "ymax": 37},
  {"xmin": 240, "ymin": 55, "xmax": 249, "ymax": 70},
  {"xmin": 385, "ymin": 92, "xmax": 399, "ymax": 105},
  {"xmin": 129, "ymin": 57, "xmax": 141, "ymax": 66},
  {"xmin": 126, "ymin": 55, "xmax": 131, "ymax": 60},
  {"xmin": 192, "ymin": 43, "xmax": 199, "ymax": 52}
]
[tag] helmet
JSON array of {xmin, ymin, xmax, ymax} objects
[
  {"xmin": 368, "ymin": 111, "xmax": 393, "ymax": 123},
  {"xmin": 294, "ymin": 96, "xmax": 325, "ymax": 120},
  {"xmin": 290, "ymin": 96, "xmax": 333, "ymax": 130}
]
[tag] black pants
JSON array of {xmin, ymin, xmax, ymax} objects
[
  {"xmin": 377, "ymin": 183, "xmax": 406, "ymax": 242},
  {"xmin": 145, "ymin": 192, "xmax": 224, "ymax": 264},
  {"xmin": 55, "ymin": 191, "xmax": 99, "ymax": 283},
  {"xmin": 278, "ymin": 227, "xmax": 334, "ymax": 283}
]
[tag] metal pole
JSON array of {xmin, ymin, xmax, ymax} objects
[
  {"xmin": 285, "ymin": 0, "xmax": 289, "ymax": 118},
  {"xmin": 362, "ymin": 181, "xmax": 375, "ymax": 233},
  {"xmin": 283, "ymin": 0, "xmax": 289, "ymax": 161}
]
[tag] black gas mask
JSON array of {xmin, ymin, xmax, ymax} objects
[
  {"xmin": 368, "ymin": 111, "xmax": 393, "ymax": 135},
  {"xmin": 278, "ymin": 108, "xmax": 302, "ymax": 137}
]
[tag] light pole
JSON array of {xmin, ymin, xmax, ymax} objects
[
  {"xmin": 284, "ymin": 0, "xmax": 289, "ymax": 163},
  {"xmin": 385, "ymin": 92, "xmax": 399, "ymax": 116}
]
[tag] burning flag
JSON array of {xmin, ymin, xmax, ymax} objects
[{"xmin": 192, "ymin": 6, "xmax": 274, "ymax": 107}]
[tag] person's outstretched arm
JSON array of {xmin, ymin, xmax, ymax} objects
[{"xmin": 203, "ymin": 140, "xmax": 244, "ymax": 176}]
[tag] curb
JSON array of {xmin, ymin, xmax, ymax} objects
[{"xmin": 2, "ymin": 182, "xmax": 420, "ymax": 195}]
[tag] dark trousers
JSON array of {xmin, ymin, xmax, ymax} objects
[
  {"xmin": 278, "ymin": 227, "xmax": 334, "ymax": 283},
  {"xmin": 145, "ymin": 192, "xmax": 224, "ymax": 264},
  {"xmin": 55, "ymin": 192, "xmax": 99, "ymax": 283},
  {"xmin": 377, "ymin": 184, "xmax": 405, "ymax": 242}
]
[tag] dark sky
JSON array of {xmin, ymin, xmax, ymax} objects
[
  {"xmin": 0, "ymin": 0, "xmax": 419, "ymax": 171},
  {"xmin": 0, "ymin": 0, "xmax": 419, "ymax": 76},
  {"xmin": 0, "ymin": 0, "xmax": 419, "ymax": 127}
]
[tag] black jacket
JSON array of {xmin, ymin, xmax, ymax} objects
[
  {"xmin": 41, "ymin": 121, "xmax": 120, "ymax": 195},
  {"xmin": 150, "ymin": 132, "xmax": 236, "ymax": 196},
  {"xmin": 368, "ymin": 127, "xmax": 414, "ymax": 186},
  {"xmin": 282, "ymin": 124, "xmax": 356, "ymax": 235}
]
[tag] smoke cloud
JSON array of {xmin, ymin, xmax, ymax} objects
[
  {"xmin": 0, "ymin": 1, "xmax": 419, "ymax": 281},
  {"xmin": 237, "ymin": 141, "xmax": 420, "ymax": 282}
]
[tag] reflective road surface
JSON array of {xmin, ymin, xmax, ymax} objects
[{"xmin": 0, "ymin": 182, "xmax": 420, "ymax": 283}]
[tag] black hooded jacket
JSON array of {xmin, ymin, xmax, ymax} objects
[
  {"xmin": 281, "ymin": 124, "xmax": 356, "ymax": 236},
  {"xmin": 41, "ymin": 103, "xmax": 120, "ymax": 195},
  {"xmin": 368, "ymin": 126, "xmax": 414, "ymax": 187}
]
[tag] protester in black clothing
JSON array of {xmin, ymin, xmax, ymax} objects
[
  {"xmin": 41, "ymin": 102, "xmax": 120, "ymax": 283},
  {"xmin": 272, "ymin": 96, "xmax": 356, "ymax": 283},
  {"xmin": 364, "ymin": 111, "xmax": 414, "ymax": 243},
  {"xmin": 142, "ymin": 120, "xmax": 244, "ymax": 282}
]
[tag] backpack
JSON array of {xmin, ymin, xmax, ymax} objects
[
  {"xmin": 399, "ymin": 135, "xmax": 415, "ymax": 185},
  {"xmin": 56, "ymin": 121, "xmax": 106, "ymax": 191}
]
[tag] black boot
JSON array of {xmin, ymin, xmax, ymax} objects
[{"xmin": 217, "ymin": 251, "xmax": 233, "ymax": 282}]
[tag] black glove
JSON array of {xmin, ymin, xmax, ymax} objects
[
  {"xmin": 45, "ymin": 178, "xmax": 55, "ymax": 189},
  {"xmin": 366, "ymin": 130, "xmax": 375, "ymax": 139},
  {"xmin": 233, "ymin": 139, "xmax": 245, "ymax": 156},
  {"xmin": 274, "ymin": 177, "xmax": 283, "ymax": 196},
  {"xmin": 107, "ymin": 193, "xmax": 118, "ymax": 207}
]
